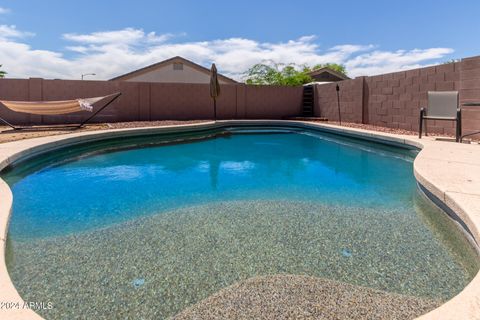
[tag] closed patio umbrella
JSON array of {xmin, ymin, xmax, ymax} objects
[{"xmin": 210, "ymin": 63, "xmax": 220, "ymax": 120}]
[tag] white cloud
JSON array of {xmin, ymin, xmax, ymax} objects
[
  {"xmin": 0, "ymin": 25, "xmax": 34, "ymax": 40},
  {"xmin": 63, "ymin": 28, "xmax": 172, "ymax": 45},
  {"xmin": 0, "ymin": 26, "xmax": 454, "ymax": 80},
  {"xmin": 0, "ymin": 7, "xmax": 10, "ymax": 14},
  {"xmin": 345, "ymin": 48, "xmax": 455, "ymax": 77}
]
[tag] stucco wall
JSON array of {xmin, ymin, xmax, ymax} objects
[{"xmin": 126, "ymin": 63, "xmax": 232, "ymax": 84}]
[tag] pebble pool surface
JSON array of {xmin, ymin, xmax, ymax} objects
[{"xmin": 3, "ymin": 126, "xmax": 479, "ymax": 319}]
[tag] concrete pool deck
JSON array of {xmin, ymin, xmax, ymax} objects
[{"xmin": 0, "ymin": 120, "xmax": 479, "ymax": 319}]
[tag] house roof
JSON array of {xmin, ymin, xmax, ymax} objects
[
  {"xmin": 109, "ymin": 56, "xmax": 238, "ymax": 83},
  {"xmin": 307, "ymin": 67, "xmax": 350, "ymax": 81}
]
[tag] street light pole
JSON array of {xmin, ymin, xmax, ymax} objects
[{"xmin": 81, "ymin": 73, "xmax": 96, "ymax": 80}]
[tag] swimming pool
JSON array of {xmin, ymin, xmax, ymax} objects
[{"xmin": 3, "ymin": 125, "xmax": 479, "ymax": 319}]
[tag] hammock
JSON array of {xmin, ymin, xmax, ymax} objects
[
  {"xmin": 0, "ymin": 96, "xmax": 105, "ymax": 115},
  {"xmin": 0, "ymin": 92, "xmax": 121, "ymax": 131}
]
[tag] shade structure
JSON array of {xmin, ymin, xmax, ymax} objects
[{"xmin": 210, "ymin": 63, "xmax": 221, "ymax": 120}]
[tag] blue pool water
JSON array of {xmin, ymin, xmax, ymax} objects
[
  {"xmin": 3, "ymin": 126, "xmax": 479, "ymax": 319},
  {"xmin": 6, "ymin": 128, "xmax": 417, "ymax": 239}
]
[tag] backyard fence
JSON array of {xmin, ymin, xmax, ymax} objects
[
  {"xmin": 315, "ymin": 55, "xmax": 480, "ymax": 137},
  {"xmin": 0, "ymin": 55, "xmax": 480, "ymax": 137},
  {"xmin": 0, "ymin": 80, "xmax": 303, "ymax": 125}
]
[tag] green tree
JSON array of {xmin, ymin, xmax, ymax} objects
[
  {"xmin": 245, "ymin": 63, "xmax": 313, "ymax": 86},
  {"xmin": 244, "ymin": 63, "xmax": 283, "ymax": 85},
  {"xmin": 244, "ymin": 62, "xmax": 347, "ymax": 86},
  {"xmin": 0, "ymin": 65, "xmax": 6, "ymax": 78}
]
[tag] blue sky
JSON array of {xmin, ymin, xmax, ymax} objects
[{"xmin": 0, "ymin": 0, "xmax": 479, "ymax": 80}]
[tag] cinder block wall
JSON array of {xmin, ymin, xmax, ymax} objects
[
  {"xmin": 1, "ymin": 55, "xmax": 479, "ymax": 138},
  {"xmin": 0, "ymin": 81, "xmax": 303, "ymax": 124},
  {"xmin": 314, "ymin": 77, "xmax": 364, "ymax": 123},
  {"xmin": 314, "ymin": 55, "xmax": 480, "ymax": 138},
  {"xmin": 365, "ymin": 62, "xmax": 462, "ymax": 135},
  {"xmin": 460, "ymin": 56, "xmax": 480, "ymax": 137}
]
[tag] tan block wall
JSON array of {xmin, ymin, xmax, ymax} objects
[
  {"xmin": 313, "ymin": 55, "xmax": 480, "ymax": 138},
  {"xmin": 460, "ymin": 56, "xmax": 480, "ymax": 137},
  {"xmin": 245, "ymin": 85, "xmax": 303, "ymax": 119},
  {"xmin": 0, "ymin": 80, "xmax": 302, "ymax": 124},
  {"xmin": 314, "ymin": 77, "xmax": 364, "ymax": 123},
  {"xmin": 365, "ymin": 62, "xmax": 462, "ymax": 134},
  {"xmin": 0, "ymin": 55, "xmax": 479, "ymax": 137}
]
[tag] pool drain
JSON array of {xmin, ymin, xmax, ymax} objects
[
  {"xmin": 341, "ymin": 249, "xmax": 352, "ymax": 257},
  {"xmin": 132, "ymin": 278, "xmax": 145, "ymax": 288}
]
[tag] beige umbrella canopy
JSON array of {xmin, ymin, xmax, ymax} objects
[{"xmin": 210, "ymin": 63, "xmax": 221, "ymax": 120}]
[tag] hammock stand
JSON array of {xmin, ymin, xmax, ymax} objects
[{"xmin": 0, "ymin": 92, "xmax": 121, "ymax": 132}]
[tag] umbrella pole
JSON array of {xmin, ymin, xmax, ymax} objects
[{"xmin": 214, "ymin": 98, "xmax": 217, "ymax": 120}]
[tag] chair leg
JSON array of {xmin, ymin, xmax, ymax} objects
[
  {"xmin": 456, "ymin": 119, "xmax": 459, "ymax": 142},
  {"xmin": 456, "ymin": 109, "xmax": 462, "ymax": 142}
]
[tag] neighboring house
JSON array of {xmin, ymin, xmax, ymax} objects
[
  {"xmin": 110, "ymin": 56, "xmax": 237, "ymax": 84},
  {"xmin": 307, "ymin": 67, "xmax": 349, "ymax": 83}
]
